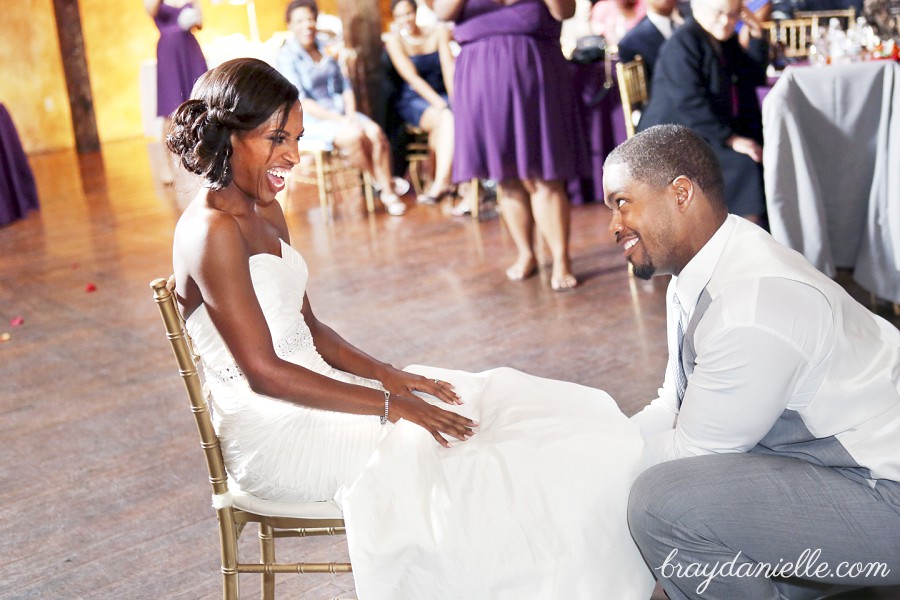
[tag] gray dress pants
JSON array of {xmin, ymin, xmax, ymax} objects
[{"xmin": 628, "ymin": 453, "xmax": 900, "ymax": 600}]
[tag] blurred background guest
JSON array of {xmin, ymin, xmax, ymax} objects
[
  {"xmin": 864, "ymin": 0, "xmax": 900, "ymax": 42},
  {"xmin": 637, "ymin": 0, "xmax": 768, "ymax": 224},
  {"xmin": 590, "ymin": 0, "xmax": 647, "ymax": 46},
  {"xmin": 435, "ymin": 0, "xmax": 586, "ymax": 291},
  {"xmin": 277, "ymin": 0, "xmax": 410, "ymax": 216},
  {"xmin": 144, "ymin": 0, "xmax": 208, "ymax": 183},
  {"xmin": 735, "ymin": 0, "xmax": 771, "ymax": 47},
  {"xmin": 384, "ymin": 0, "xmax": 457, "ymax": 204},
  {"xmin": 616, "ymin": 0, "xmax": 686, "ymax": 87}
]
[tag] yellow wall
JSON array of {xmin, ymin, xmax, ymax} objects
[
  {"xmin": 0, "ymin": 0, "xmax": 388, "ymax": 154},
  {"xmin": 0, "ymin": 0, "xmax": 75, "ymax": 154}
]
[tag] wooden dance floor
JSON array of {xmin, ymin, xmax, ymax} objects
[{"xmin": 1, "ymin": 139, "xmax": 896, "ymax": 599}]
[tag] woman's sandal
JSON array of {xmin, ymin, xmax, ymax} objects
[{"xmin": 381, "ymin": 193, "xmax": 407, "ymax": 216}]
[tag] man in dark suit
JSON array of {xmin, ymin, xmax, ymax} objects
[
  {"xmin": 636, "ymin": 0, "xmax": 768, "ymax": 224},
  {"xmin": 616, "ymin": 0, "xmax": 687, "ymax": 88}
]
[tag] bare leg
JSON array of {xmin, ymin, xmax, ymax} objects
[
  {"xmin": 498, "ymin": 179, "xmax": 537, "ymax": 280},
  {"xmin": 418, "ymin": 107, "xmax": 454, "ymax": 198},
  {"xmin": 333, "ymin": 121, "xmax": 374, "ymax": 178},
  {"xmin": 361, "ymin": 120, "xmax": 407, "ymax": 215},
  {"xmin": 523, "ymin": 178, "xmax": 576, "ymax": 290},
  {"xmin": 361, "ymin": 120, "xmax": 395, "ymax": 193},
  {"xmin": 333, "ymin": 120, "xmax": 404, "ymax": 215}
]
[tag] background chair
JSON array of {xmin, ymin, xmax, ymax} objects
[
  {"xmin": 150, "ymin": 276, "xmax": 352, "ymax": 600},
  {"xmin": 285, "ymin": 140, "xmax": 375, "ymax": 219},
  {"xmin": 403, "ymin": 124, "xmax": 432, "ymax": 197},
  {"xmin": 762, "ymin": 18, "xmax": 815, "ymax": 58},
  {"xmin": 616, "ymin": 55, "xmax": 648, "ymax": 139},
  {"xmin": 795, "ymin": 7, "xmax": 856, "ymax": 31}
]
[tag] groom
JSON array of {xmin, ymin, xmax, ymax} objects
[{"xmin": 604, "ymin": 124, "xmax": 900, "ymax": 599}]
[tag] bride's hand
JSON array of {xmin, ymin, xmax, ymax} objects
[
  {"xmin": 390, "ymin": 392, "xmax": 478, "ymax": 448},
  {"xmin": 380, "ymin": 368, "xmax": 463, "ymax": 406}
]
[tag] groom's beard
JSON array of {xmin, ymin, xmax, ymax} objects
[{"xmin": 631, "ymin": 257, "xmax": 656, "ymax": 280}]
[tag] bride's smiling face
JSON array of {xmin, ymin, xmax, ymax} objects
[{"xmin": 228, "ymin": 101, "xmax": 303, "ymax": 206}]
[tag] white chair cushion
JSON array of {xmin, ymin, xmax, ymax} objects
[{"xmin": 230, "ymin": 488, "xmax": 343, "ymax": 520}]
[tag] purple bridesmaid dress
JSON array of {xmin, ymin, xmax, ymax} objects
[
  {"xmin": 451, "ymin": 0, "xmax": 587, "ymax": 183},
  {"xmin": 0, "ymin": 104, "xmax": 39, "ymax": 227},
  {"xmin": 154, "ymin": 3, "xmax": 208, "ymax": 118}
]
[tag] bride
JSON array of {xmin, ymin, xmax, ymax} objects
[{"xmin": 168, "ymin": 57, "xmax": 653, "ymax": 599}]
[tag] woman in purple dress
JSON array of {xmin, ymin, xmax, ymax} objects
[
  {"xmin": 145, "ymin": 0, "xmax": 208, "ymax": 120},
  {"xmin": 435, "ymin": 0, "xmax": 585, "ymax": 291}
]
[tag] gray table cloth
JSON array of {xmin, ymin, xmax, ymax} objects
[{"xmin": 762, "ymin": 61, "xmax": 900, "ymax": 304}]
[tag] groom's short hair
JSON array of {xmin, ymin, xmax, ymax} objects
[{"xmin": 605, "ymin": 124, "xmax": 727, "ymax": 211}]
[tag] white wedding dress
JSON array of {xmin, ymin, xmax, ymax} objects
[{"xmin": 185, "ymin": 239, "xmax": 654, "ymax": 599}]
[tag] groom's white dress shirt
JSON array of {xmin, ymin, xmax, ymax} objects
[{"xmin": 632, "ymin": 215, "xmax": 900, "ymax": 487}]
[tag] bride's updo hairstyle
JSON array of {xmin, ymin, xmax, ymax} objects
[{"xmin": 167, "ymin": 57, "xmax": 299, "ymax": 190}]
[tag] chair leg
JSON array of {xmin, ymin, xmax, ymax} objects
[
  {"xmin": 470, "ymin": 178, "xmax": 480, "ymax": 220},
  {"xmin": 409, "ymin": 159, "xmax": 423, "ymax": 196},
  {"xmin": 219, "ymin": 508, "xmax": 240, "ymax": 600},
  {"xmin": 314, "ymin": 150, "xmax": 329, "ymax": 218},
  {"xmin": 259, "ymin": 523, "xmax": 275, "ymax": 600},
  {"xmin": 363, "ymin": 173, "xmax": 375, "ymax": 214}
]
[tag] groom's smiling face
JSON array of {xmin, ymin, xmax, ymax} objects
[{"xmin": 604, "ymin": 162, "xmax": 678, "ymax": 280}]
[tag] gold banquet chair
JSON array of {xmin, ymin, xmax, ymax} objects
[
  {"xmin": 795, "ymin": 7, "xmax": 856, "ymax": 31},
  {"xmin": 404, "ymin": 124, "xmax": 432, "ymax": 197},
  {"xmin": 616, "ymin": 55, "xmax": 649, "ymax": 139},
  {"xmin": 150, "ymin": 276, "xmax": 351, "ymax": 600},
  {"xmin": 286, "ymin": 139, "xmax": 376, "ymax": 218},
  {"xmin": 762, "ymin": 18, "xmax": 815, "ymax": 58}
]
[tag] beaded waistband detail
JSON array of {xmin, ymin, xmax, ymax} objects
[{"xmin": 205, "ymin": 319, "xmax": 314, "ymax": 386}]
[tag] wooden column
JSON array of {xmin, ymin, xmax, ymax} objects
[
  {"xmin": 52, "ymin": 0, "xmax": 100, "ymax": 154},
  {"xmin": 337, "ymin": 0, "xmax": 384, "ymax": 118}
]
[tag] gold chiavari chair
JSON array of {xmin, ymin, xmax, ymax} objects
[
  {"xmin": 762, "ymin": 18, "xmax": 816, "ymax": 58},
  {"xmin": 150, "ymin": 276, "xmax": 352, "ymax": 600},
  {"xmin": 404, "ymin": 124, "xmax": 432, "ymax": 197},
  {"xmin": 285, "ymin": 140, "xmax": 375, "ymax": 219},
  {"xmin": 403, "ymin": 125, "xmax": 481, "ymax": 219},
  {"xmin": 795, "ymin": 7, "xmax": 857, "ymax": 31},
  {"xmin": 616, "ymin": 55, "xmax": 649, "ymax": 139}
]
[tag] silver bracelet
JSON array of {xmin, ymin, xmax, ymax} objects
[{"xmin": 380, "ymin": 390, "xmax": 390, "ymax": 425}]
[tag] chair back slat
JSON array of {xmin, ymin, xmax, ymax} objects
[
  {"xmin": 151, "ymin": 277, "xmax": 230, "ymax": 496},
  {"xmin": 795, "ymin": 7, "xmax": 856, "ymax": 31},
  {"xmin": 762, "ymin": 18, "xmax": 815, "ymax": 58},
  {"xmin": 616, "ymin": 55, "xmax": 649, "ymax": 139}
]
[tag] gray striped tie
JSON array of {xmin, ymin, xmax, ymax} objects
[{"xmin": 671, "ymin": 293, "xmax": 687, "ymax": 407}]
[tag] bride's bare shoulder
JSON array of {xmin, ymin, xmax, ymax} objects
[{"xmin": 173, "ymin": 194, "xmax": 246, "ymax": 265}]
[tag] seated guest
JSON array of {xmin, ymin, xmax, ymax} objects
[
  {"xmin": 590, "ymin": 0, "xmax": 648, "ymax": 46},
  {"xmin": 384, "ymin": 0, "xmax": 456, "ymax": 204},
  {"xmin": 616, "ymin": 0, "xmax": 686, "ymax": 88},
  {"xmin": 637, "ymin": 0, "xmax": 768, "ymax": 224},
  {"xmin": 277, "ymin": 0, "xmax": 409, "ymax": 216},
  {"xmin": 865, "ymin": 0, "xmax": 900, "ymax": 42}
]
